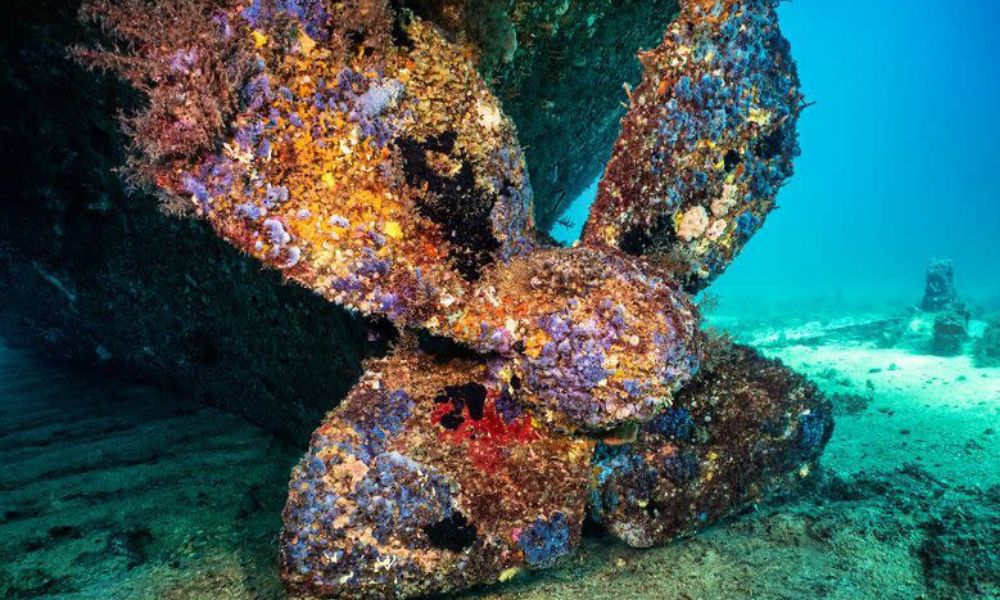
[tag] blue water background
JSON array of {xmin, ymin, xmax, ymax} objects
[{"xmin": 551, "ymin": 0, "xmax": 1000, "ymax": 307}]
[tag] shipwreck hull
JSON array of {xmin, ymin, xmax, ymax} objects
[
  {"xmin": 0, "ymin": 0, "xmax": 378, "ymax": 440},
  {"xmin": 0, "ymin": 0, "xmax": 681, "ymax": 438}
]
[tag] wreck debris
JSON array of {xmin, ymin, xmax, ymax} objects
[{"xmin": 77, "ymin": 0, "xmax": 822, "ymax": 597}]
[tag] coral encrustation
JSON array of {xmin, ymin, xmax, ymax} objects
[{"xmin": 74, "ymin": 0, "xmax": 825, "ymax": 598}]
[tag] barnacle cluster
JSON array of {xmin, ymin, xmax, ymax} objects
[{"xmin": 79, "ymin": 0, "xmax": 827, "ymax": 597}]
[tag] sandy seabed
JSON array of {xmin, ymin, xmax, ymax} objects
[{"xmin": 1, "ymin": 301, "xmax": 998, "ymax": 600}]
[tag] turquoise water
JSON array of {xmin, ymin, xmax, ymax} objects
[{"xmin": 554, "ymin": 0, "xmax": 1000, "ymax": 306}]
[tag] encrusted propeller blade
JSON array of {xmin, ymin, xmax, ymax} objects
[
  {"xmin": 79, "ymin": 0, "xmax": 535, "ymax": 330},
  {"xmin": 583, "ymin": 0, "xmax": 803, "ymax": 292},
  {"xmin": 281, "ymin": 344, "xmax": 594, "ymax": 598},
  {"xmin": 591, "ymin": 336, "xmax": 833, "ymax": 548}
]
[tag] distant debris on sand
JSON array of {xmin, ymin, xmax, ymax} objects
[
  {"xmin": 919, "ymin": 259, "xmax": 971, "ymax": 356},
  {"xmin": 974, "ymin": 318, "xmax": 1000, "ymax": 367},
  {"xmin": 920, "ymin": 258, "xmax": 966, "ymax": 313},
  {"xmin": 738, "ymin": 259, "xmax": 997, "ymax": 363},
  {"xmin": 930, "ymin": 310, "xmax": 969, "ymax": 356}
]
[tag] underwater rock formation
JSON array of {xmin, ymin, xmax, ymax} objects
[
  {"xmin": 57, "ymin": 0, "xmax": 822, "ymax": 597},
  {"xmin": 592, "ymin": 336, "xmax": 833, "ymax": 548}
]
